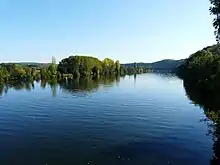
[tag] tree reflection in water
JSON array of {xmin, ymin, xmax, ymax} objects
[
  {"xmin": 0, "ymin": 81, "xmax": 35, "ymax": 96},
  {"xmin": 0, "ymin": 76, "xmax": 120, "ymax": 98},
  {"xmin": 184, "ymin": 81, "xmax": 220, "ymax": 165},
  {"xmin": 59, "ymin": 76, "xmax": 118, "ymax": 97}
]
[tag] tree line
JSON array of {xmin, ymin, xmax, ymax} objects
[
  {"xmin": 177, "ymin": 0, "xmax": 220, "ymax": 94},
  {"xmin": 0, "ymin": 56, "xmax": 149, "ymax": 83},
  {"xmin": 58, "ymin": 56, "xmax": 149, "ymax": 78},
  {"xmin": 177, "ymin": 44, "xmax": 220, "ymax": 90},
  {"xmin": 0, "ymin": 57, "xmax": 58, "ymax": 83}
]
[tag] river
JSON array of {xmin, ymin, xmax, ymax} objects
[{"xmin": 0, "ymin": 73, "xmax": 215, "ymax": 165}]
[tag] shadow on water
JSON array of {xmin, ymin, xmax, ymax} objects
[{"xmin": 184, "ymin": 80, "xmax": 220, "ymax": 165}]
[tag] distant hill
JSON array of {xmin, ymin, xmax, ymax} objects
[
  {"xmin": 0, "ymin": 62, "xmax": 50, "ymax": 68},
  {"xmin": 122, "ymin": 59, "xmax": 185, "ymax": 71}
]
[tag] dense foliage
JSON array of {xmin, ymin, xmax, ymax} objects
[
  {"xmin": 178, "ymin": 44, "xmax": 220, "ymax": 91},
  {"xmin": 179, "ymin": 0, "xmax": 220, "ymax": 91},
  {"xmin": 58, "ymin": 56, "xmax": 103, "ymax": 77},
  {"xmin": 210, "ymin": 0, "xmax": 220, "ymax": 42},
  {"xmin": 0, "ymin": 58, "xmax": 58, "ymax": 83},
  {"xmin": 57, "ymin": 56, "xmax": 149, "ymax": 77},
  {"xmin": 0, "ymin": 55, "xmax": 148, "ymax": 83},
  {"xmin": 120, "ymin": 65, "xmax": 149, "ymax": 75}
]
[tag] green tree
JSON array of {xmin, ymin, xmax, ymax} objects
[
  {"xmin": 24, "ymin": 67, "xmax": 33, "ymax": 80},
  {"xmin": 40, "ymin": 68, "xmax": 49, "ymax": 79},
  {"xmin": 115, "ymin": 60, "xmax": 120, "ymax": 75},
  {"xmin": 58, "ymin": 55, "xmax": 103, "ymax": 77},
  {"xmin": 210, "ymin": 0, "xmax": 220, "ymax": 42},
  {"xmin": 11, "ymin": 65, "xmax": 26, "ymax": 80},
  {"xmin": 102, "ymin": 58, "xmax": 115, "ymax": 75},
  {"xmin": 48, "ymin": 56, "xmax": 57, "ymax": 76},
  {"xmin": 0, "ymin": 67, "xmax": 10, "ymax": 83}
]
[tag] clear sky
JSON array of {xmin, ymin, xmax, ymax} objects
[{"xmin": 0, "ymin": 0, "xmax": 217, "ymax": 63}]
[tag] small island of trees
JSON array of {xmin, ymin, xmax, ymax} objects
[{"xmin": 0, "ymin": 56, "xmax": 150, "ymax": 84}]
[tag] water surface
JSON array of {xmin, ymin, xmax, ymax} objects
[{"xmin": 0, "ymin": 74, "xmax": 214, "ymax": 165}]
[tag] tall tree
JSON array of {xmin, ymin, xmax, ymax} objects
[
  {"xmin": 210, "ymin": 0, "xmax": 220, "ymax": 42},
  {"xmin": 0, "ymin": 67, "xmax": 10, "ymax": 83},
  {"xmin": 102, "ymin": 58, "xmax": 115, "ymax": 75},
  {"xmin": 48, "ymin": 56, "xmax": 57, "ymax": 75},
  {"xmin": 115, "ymin": 60, "xmax": 120, "ymax": 75}
]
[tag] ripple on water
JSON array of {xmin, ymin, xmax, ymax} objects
[{"xmin": 0, "ymin": 74, "xmax": 213, "ymax": 165}]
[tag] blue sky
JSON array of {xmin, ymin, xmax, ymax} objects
[{"xmin": 0, "ymin": 0, "xmax": 216, "ymax": 63}]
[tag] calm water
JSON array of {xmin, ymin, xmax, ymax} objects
[{"xmin": 0, "ymin": 74, "xmax": 214, "ymax": 165}]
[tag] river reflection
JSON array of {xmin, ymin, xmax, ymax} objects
[
  {"xmin": 0, "ymin": 74, "xmax": 219, "ymax": 164},
  {"xmin": 0, "ymin": 76, "xmax": 120, "ymax": 97},
  {"xmin": 184, "ymin": 81, "xmax": 220, "ymax": 165},
  {"xmin": 0, "ymin": 81, "xmax": 35, "ymax": 96}
]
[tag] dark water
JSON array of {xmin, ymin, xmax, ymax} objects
[{"xmin": 0, "ymin": 74, "xmax": 215, "ymax": 165}]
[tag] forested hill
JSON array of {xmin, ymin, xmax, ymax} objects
[
  {"xmin": 122, "ymin": 59, "xmax": 184, "ymax": 71},
  {"xmin": 177, "ymin": 44, "xmax": 220, "ymax": 81}
]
